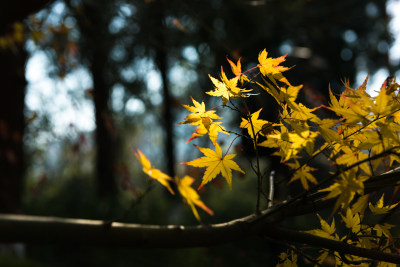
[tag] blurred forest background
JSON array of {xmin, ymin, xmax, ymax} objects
[{"xmin": 0, "ymin": 0, "xmax": 399, "ymax": 266}]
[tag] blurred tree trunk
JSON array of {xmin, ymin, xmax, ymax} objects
[
  {"xmin": 155, "ymin": 34, "xmax": 175, "ymax": 177},
  {"xmin": 0, "ymin": 0, "xmax": 54, "ymax": 215},
  {"xmin": 91, "ymin": 44, "xmax": 117, "ymax": 198},
  {"xmin": 153, "ymin": 1, "xmax": 175, "ymax": 177},
  {"xmin": 0, "ymin": 39, "xmax": 27, "ymax": 213},
  {"xmin": 74, "ymin": 1, "xmax": 117, "ymax": 198}
]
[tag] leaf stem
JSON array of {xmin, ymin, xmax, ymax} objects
[
  {"xmin": 267, "ymin": 170, "xmax": 275, "ymax": 208},
  {"xmin": 241, "ymin": 99, "xmax": 263, "ymax": 212}
]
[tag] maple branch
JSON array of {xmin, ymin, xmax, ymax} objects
[
  {"xmin": 267, "ymin": 170, "xmax": 275, "ymax": 208},
  {"xmin": 0, "ymin": 169, "xmax": 399, "ymax": 261},
  {"xmin": 1, "ymin": 212, "xmax": 400, "ymax": 264},
  {"xmin": 0, "ymin": 212, "xmax": 268, "ymax": 248},
  {"xmin": 273, "ymin": 147, "xmax": 400, "ymax": 217},
  {"xmin": 250, "ymin": 164, "xmax": 400, "ymax": 238},
  {"xmin": 241, "ymin": 99, "xmax": 263, "ymax": 212},
  {"xmin": 264, "ymin": 226, "xmax": 400, "ymax": 264}
]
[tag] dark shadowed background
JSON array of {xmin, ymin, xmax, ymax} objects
[{"xmin": 0, "ymin": 0, "xmax": 399, "ymax": 266}]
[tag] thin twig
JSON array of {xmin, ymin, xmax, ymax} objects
[
  {"xmin": 242, "ymin": 99, "xmax": 263, "ymax": 212},
  {"xmin": 105, "ymin": 180, "xmax": 155, "ymax": 226},
  {"xmin": 267, "ymin": 170, "xmax": 275, "ymax": 208}
]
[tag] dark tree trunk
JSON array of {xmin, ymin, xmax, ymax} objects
[
  {"xmin": 92, "ymin": 50, "xmax": 117, "ymax": 198},
  {"xmin": 0, "ymin": 0, "xmax": 56, "ymax": 213},
  {"xmin": 156, "ymin": 45, "xmax": 175, "ymax": 177},
  {"xmin": 75, "ymin": 1, "xmax": 117, "ymax": 198},
  {"xmin": 153, "ymin": 2, "xmax": 175, "ymax": 177},
  {"xmin": 0, "ymin": 43, "xmax": 27, "ymax": 213}
]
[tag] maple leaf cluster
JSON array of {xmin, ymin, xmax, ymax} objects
[
  {"xmin": 133, "ymin": 48, "xmax": 400, "ymax": 267},
  {"xmin": 133, "ymin": 149, "xmax": 213, "ymax": 221},
  {"xmin": 133, "ymin": 49, "xmax": 295, "ymax": 220},
  {"xmin": 303, "ymin": 195, "xmax": 399, "ymax": 267}
]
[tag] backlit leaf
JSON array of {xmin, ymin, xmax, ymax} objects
[
  {"xmin": 182, "ymin": 143, "xmax": 244, "ymax": 189},
  {"xmin": 133, "ymin": 149, "xmax": 174, "ymax": 195},
  {"xmin": 176, "ymin": 175, "xmax": 213, "ymax": 221},
  {"xmin": 369, "ymin": 194, "xmax": 399, "ymax": 215}
]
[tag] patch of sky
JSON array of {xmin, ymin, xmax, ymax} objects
[
  {"xmin": 387, "ymin": 0, "xmax": 400, "ymax": 65},
  {"xmin": 111, "ymin": 84, "xmax": 125, "ymax": 112},
  {"xmin": 146, "ymin": 69, "xmax": 163, "ymax": 106},
  {"xmin": 64, "ymin": 16, "xmax": 77, "ymax": 29},
  {"xmin": 357, "ymin": 69, "xmax": 389, "ymax": 97},
  {"xmin": 340, "ymin": 48, "xmax": 353, "ymax": 61},
  {"xmin": 358, "ymin": 0, "xmax": 400, "ymax": 96},
  {"xmin": 126, "ymin": 97, "xmax": 145, "ymax": 115},
  {"xmin": 109, "ymin": 16, "xmax": 126, "ymax": 34},
  {"xmin": 366, "ymin": 2, "xmax": 379, "ymax": 18},
  {"xmin": 343, "ymin": 30, "xmax": 357, "ymax": 44},
  {"xmin": 169, "ymin": 63, "xmax": 198, "ymax": 97},
  {"xmin": 110, "ymin": 44, "xmax": 127, "ymax": 62},
  {"xmin": 26, "ymin": 50, "xmax": 95, "ymax": 134},
  {"xmin": 119, "ymin": 3, "xmax": 136, "ymax": 17},
  {"xmin": 182, "ymin": 46, "xmax": 199, "ymax": 63},
  {"xmin": 138, "ymin": 114, "xmax": 165, "ymax": 164},
  {"xmin": 50, "ymin": 1, "xmax": 66, "ymax": 22},
  {"xmin": 121, "ymin": 66, "xmax": 137, "ymax": 82},
  {"xmin": 279, "ymin": 41, "xmax": 293, "ymax": 55}
]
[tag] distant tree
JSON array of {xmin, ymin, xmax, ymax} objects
[
  {"xmin": 66, "ymin": 0, "xmax": 120, "ymax": 198},
  {"xmin": 0, "ymin": 0, "xmax": 55, "ymax": 213}
]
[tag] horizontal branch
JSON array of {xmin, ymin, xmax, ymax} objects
[
  {"xmin": 264, "ymin": 226, "xmax": 400, "ymax": 264},
  {"xmin": 0, "ymin": 168, "xmax": 399, "ymax": 261},
  {"xmin": 0, "ymin": 213, "xmax": 400, "ymax": 264},
  {"xmin": 0, "ymin": 213, "xmax": 265, "ymax": 248}
]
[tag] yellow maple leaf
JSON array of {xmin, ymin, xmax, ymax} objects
[
  {"xmin": 286, "ymin": 129, "xmax": 318, "ymax": 161},
  {"xmin": 182, "ymin": 143, "xmax": 244, "ymax": 189},
  {"xmin": 281, "ymin": 84, "xmax": 303, "ymax": 105},
  {"xmin": 287, "ymin": 161, "xmax": 318, "ymax": 190},
  {"xmin": 258, "ymin": 80, "xmax": 302, "ymax": 109},
  {"xmin": 289, "ymin": 102, "xmax": 320, "ymax": 123},
  {"xmin": 351, "ymin": 194, "xmax": 370, "ymax": 216},
  {"xmin": 258, "ymin": 124, "xmax": 306, "ymax": 161},
  {"xmin": 178, "ymin": 97, "xmax": 229, "ymax": 145},
  {"xmin": 306, "ymin": 214, "xmax": 337, "ymax": 240},
  {"xmin": 372, "ymin": 87, "xmax": 392, "ymax": 116},
  {"xmin": 186, "ymin": 122, "xmax": 228, "ymax": 145},
  {"xmin": 336, "ymin": 146, "xmax": 371, "ymax": 175},
  {"xmin": 177, "ymin": 97, "xmax": 221, "ymax": 125},
  {"xmin": 276, "ymin": 250, "xmax": 298, "ymax": 267},
  {"xmin": 341, "ymin": 209, "xmax": 361, "ymax": 233},
  {"xmin": 227, "ymin": 57, "xmax": 249, "ymax": 83},
  {"xmin": 374, "ymin": 223, "xmax": 395, "ymax": 238},
  {"xmin": 318, "ymin": 119, "xmax": 342, "ymax": 144},
  {"xmin": 327, "ymin": 87, "xmax": 369, "ymax": 125},
  {"xmin": 240, "ymin": 109, "xmax": 269, "ymax": 141},
  {"xmin": 207, "ymin": 67, "xmax": 252, "ymax": 106},
  {"xmin": 133, "ymin": 149, "xmax": 175, "ymax": 195},
  {"xmin": 369, "ymin": 194, "xmax": 399, "ymax": 215},
  {"xmin": 176, "ymin": 175, "xmax": 213, "ymax": 221},
  {"xmin": 319, "ymin": 170, "xmax": 368, "ymax": 212},
  {"xmin": 258, "ymin": 49, "xmax": 291, "ymax": 85}
]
